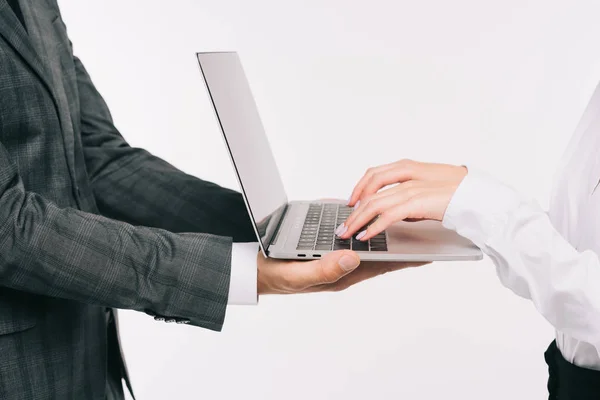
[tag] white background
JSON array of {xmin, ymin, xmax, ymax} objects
[{"xmin": 57, "ymin": 1, "xmax": 600, "ymax": 399}]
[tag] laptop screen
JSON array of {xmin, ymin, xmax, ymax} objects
[{"xmin": 197, "ymin": 52, "xmax": 288, "ymax": 253}]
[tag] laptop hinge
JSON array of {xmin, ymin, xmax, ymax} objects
[{"xmin": 267, "ymin": 203, "xmax": 290, "ymax": 252}]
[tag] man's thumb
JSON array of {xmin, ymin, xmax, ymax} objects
[{"xmin": 319, "ymin": 250, "xmax": 361, "ymax": 283}]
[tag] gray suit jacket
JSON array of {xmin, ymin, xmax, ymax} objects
[{"xmin": 0, "ymin": 0, "xmax": 255, "ymax": 398}]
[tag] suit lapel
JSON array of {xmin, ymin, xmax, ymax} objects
[
  {"xmin": 15, "ymin": 0, "xmax": 79, "ymax": 192},
  {"xmin": 0, "ymin": 0, "xmax": 58, "ymax": 109}
]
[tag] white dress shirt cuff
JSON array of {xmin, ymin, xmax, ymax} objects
[
  {"xmin": 441, "ymin": 168, "xmax": 523, "ymax": 248},
  {"xmin": 228, "ymin": 242, "xmax": 259, "ymax": 305}
]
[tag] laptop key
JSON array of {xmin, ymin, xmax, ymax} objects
[
  {"xmin": 352, "ymin": 239, "xmax": 369, "ymax": 251},
  {"xmin": 334, "ymin": 243, "xmax": 351, "ymax": 250},
  {"xmin": 334, "ymin": 239, "xmax": 350, "ymax": 245}
]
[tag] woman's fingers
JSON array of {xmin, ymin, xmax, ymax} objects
[
  {"xmin": 349, "ymin": 159, "xmax": 429, "ymax": 205},
  {"xmin": 340, "ymin": 187, "xmax": 422, "ymax": 239},
  {"xmin": 348, "ymin": 161, "xmax": 467, "ymax": 206},
  {"xmin": 358, "ymin": 163, "xmax": 418, "ymax": 202},
  {"xmin": 340, "ymin": 186, "xmax": 454, "ymax": 240},
  {"xmin": 353, "ymin": 207, "xmax": 408, "ymax": 241},
  {"xmin": 343, "ymin": 181, "xmax": 419, "ymax": 229},
  {"xmin": 342, "ymin": 161, "xmax": 468, "ymax": 240},
  {"xmin": 347, "ymin": 163, "xmax": 397, "ymax": 206},
  {"xmin": 348, "ymin": 196, "xmax": 424, "ymax": 240}
]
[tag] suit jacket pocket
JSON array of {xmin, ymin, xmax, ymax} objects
[{"xmin": 0, "ymin": 289, "xmax": 38, "ymax": 335}]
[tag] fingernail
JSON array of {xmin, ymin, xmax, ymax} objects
[
  {"xmin": 347, "ymin": 196, "xmax": 352, "ymax": 205},
  {"xmin": 356, "ymin": 230, "xmax": 367, "ymax": 241},
  {"xmin": 335, "ymin": 223, "xmax": 347, "ymax": 236},
  {"xmin": 338, "ymin": 255, "xmax": 360, "ymax": 271},
  {"xmin": 354, "ymin": 200, "xmax": 361, "ymax": 209}
]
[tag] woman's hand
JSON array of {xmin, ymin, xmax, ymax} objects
[{"xmin": 337, "ymin": 160, "xmax": 467, "ymax": 241}]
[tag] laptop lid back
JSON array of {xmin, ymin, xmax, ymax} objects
[{"xmin": 197, "ymin": 52, "xmax": 288, "ymax": 255}]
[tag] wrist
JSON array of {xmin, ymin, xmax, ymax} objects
[{"xmin": 256, "ymin": 251, "xmax": 272, "ymax": 295}]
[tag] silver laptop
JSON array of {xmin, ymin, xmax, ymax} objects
[{"xmin": 197, "ymin": 52, "xmax": 482, "ymax": 262}]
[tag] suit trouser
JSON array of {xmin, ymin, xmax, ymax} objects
[
  {"xmin": 105, "ymin": 375, "xmax": 125, "ymax": 400},
  {"xmin": 105, "ymin": 309, "xmax": 126, "ymax": 400}
]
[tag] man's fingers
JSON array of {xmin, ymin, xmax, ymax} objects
[
  {"xmin": 289, "ymin": 250, "xmax": 361, "ymax": 291},
  {"xmin": 319, "ymin": 250, "xmax": 361, "ymax": 282},
  {"xmin": 307, "ymin": 261, "xmax": 429, "ymax": 292}
]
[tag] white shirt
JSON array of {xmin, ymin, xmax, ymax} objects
[
  {"xmin": 229, "ymin": 242, "xmax": 260, "ymax": 305},
  {"xmin": 442, "ymin": 83, "xmax": 600, "ymax": 370}
]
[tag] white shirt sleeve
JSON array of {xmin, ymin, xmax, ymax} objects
[
  {"xmin": 442, "ymin": 168, "xmax": 600, "ymax": 353},
  {"xmin": 228, "ymin": 242, "xmax": 259, "ymax": 305}
]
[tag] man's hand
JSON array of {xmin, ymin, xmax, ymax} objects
[{"xmin": 257, "ymin": 250, "xmax": 427, "ymax": 294}]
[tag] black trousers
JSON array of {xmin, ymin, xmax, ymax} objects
[
  {"xmin": 105, "ymin": 309, "xmax": 126, "ymax": 400},
  {"xmin": 545, "ymin": 340, "xmax": 600, "ymax": 399},
  {"xmin": 105, "ymin": 376, "xmax": 125, "ymax": 400}
]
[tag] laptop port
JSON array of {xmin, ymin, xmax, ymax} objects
[
  {"xmin": 313, "ymin": 254, "xmax": 321, "ymax": 258},
  {"xmin": 297, "ymin": 254, "xmax": 306, "ymax": 257}
]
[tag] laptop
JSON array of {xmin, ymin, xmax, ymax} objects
[{"xmin": 196, "ymin": 52, "xmax": 482, "ymax": 262}]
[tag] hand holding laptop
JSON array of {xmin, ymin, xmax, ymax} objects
[
  {"xmin": 257, "ymin": 249, "xmax": 427, "ymax": 295},
  {"xmin": 339, "ymin": 160, "xmax": 467, "ymax": 241}
]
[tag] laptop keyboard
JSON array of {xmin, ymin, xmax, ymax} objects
[{"xmin": 296, "ymin": 204, "xmax": 388, "ymax": 252}]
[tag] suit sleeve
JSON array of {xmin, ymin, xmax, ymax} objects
[
  {"xmin": 0, "ymin": 137, "xmax": 235, "ymax": 330},
  {"xmin": 74, "ymin": 57, "xmax": 256, "ymax": 241}
]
